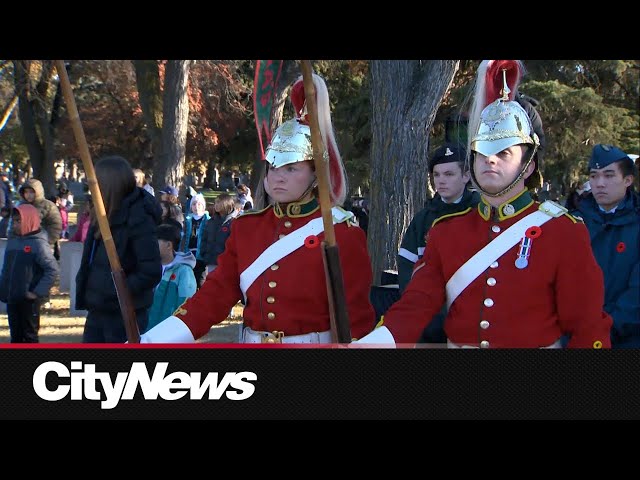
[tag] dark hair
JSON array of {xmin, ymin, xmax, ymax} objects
[
  {"xmin": 216, "ymin": 193, "xmax": 236, "ymax": 216},
  {"xmin": 157, "ymin": 223, "xmax": 182, "ymax": 251},
  {"xmin": 617, "ymin": 158, "xmax": 637, "ymax": 178},
  {"xmin": 92, "ymin": 156, "xmax": 136, "ymax": 237}
]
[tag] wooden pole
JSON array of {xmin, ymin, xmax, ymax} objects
[{"xmin": 54, "ymin": 60, "xmax": 140, "ymax": 343}]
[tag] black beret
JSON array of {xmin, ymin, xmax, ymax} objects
[{"xmin": 429, "ymin": 142, "xmax": 467, "ymax": 174}]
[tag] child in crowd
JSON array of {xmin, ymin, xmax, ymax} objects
[
  {"xmin": 0, "ymin": 206, "xmax": 11, "ymax": 238},
  {"xmin": 70, "ymin": 194, "xmax": 92, "ymax": 243},
  {"xmin": 0, "ymin": 204, "xmax": 59, "ymax": 342},
  {"xmin": 146, "ymin": 223, "xmax": 197, "ymax": 332}
]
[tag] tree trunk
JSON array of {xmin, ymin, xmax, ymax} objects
[
  {"xmin": 133, "ymin": 60, "xmax": 164, "ymax": 174},
  {"xmin": 14, "ymin": 60, "xmax": 59, "ymax": 197},
  {"xmin": 368, "ymin": 60, "xmax": 459, "ymax": 284},
  {"xmin": 155, "ymin": 60, "xmax": 192, "ymax": 189}
]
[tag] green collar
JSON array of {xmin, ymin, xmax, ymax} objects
[
  {"xmin": 477, "ymin": 189, "xmax": 534, "ymax": 221},
  {"xmin": 273, "ymin": 197, "xmax": 320, "ymax": 218}
]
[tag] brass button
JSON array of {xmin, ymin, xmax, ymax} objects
[
  {"xmin": 487, "ymin": 277, "xmax": 496, "ymax": 286},
  {"xmin": 491, "ymin": 225, "xmax": 501, "ymax": 233},
  {"xmin": 270, "ymin": 264, "xmax": 279, "ymax": 271},
  {"xmin": 284, "ymin": 221, "xmax": 292, "ymax": 228},
  {"xmin": 480, "ymin": 320, "xmax": 490, "ymax": 329},
  {"xmin": 268, "ymin": 281, "xmax": 277, "ymax": 288},
  {"xmin": 278, "ymin": 234, "xmax": 286, "ymax": 239},
  {"xmin": 267, "ymin": 312, "xmax": 276, "ymax": 320},
  {"xmin": 490, "ymin": 261, "xmax": 499, "ymax": 269},
  {"xmin": 480, "ymin": 340, "xmax": 490, "ymax": 348},
  {"xmin": 483, "ymin": 298, "xmax": 494, "ymax": 307},
  {"xmin": 266, "ymin": 296, "xmax": 275, "ymax": 304}
]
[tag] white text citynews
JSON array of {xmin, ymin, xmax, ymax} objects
[{"xmin": 33, "ymin": 361, "xmax": 257, "ymax": 410}]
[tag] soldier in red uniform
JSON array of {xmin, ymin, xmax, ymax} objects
[
  {"xmin": 140, "ymin": 73, "xmax": 376, "ymax": 344},
  {"xmin": 356, "ymin": 60, "xmax": 612, "ymax": 348}
]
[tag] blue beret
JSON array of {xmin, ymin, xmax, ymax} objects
[{"xmin": 589, "ymin": 144, "xmax": 632, "ymax": 170}]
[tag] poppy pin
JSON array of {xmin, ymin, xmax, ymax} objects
[
  {"xmin": 222, "ymin": 227, "xmax": 229, "ymax": 232},
  {"xmin": 525, "ymin": 226, "xmax": 542, "ymax": 239},
  {"xmin": 304, "ymin": 235, "xmax": 320, "ymax": 249},
  {"xmin": 170, "ymin": 273, "xmax": 176, "ymax": 280},
  {"xmin": 616, "ymin": 242, "xmax": 625, "ymax": 253},
  {"xmin": 24, "ymin": 246, "xmax": 31, "ymax": 253}
]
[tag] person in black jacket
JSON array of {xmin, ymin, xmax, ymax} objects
[
  {"xmin": 75, "ymin": 155, "xmax": 162, "ymax": 343},
  {"xmin": 397, "ymin": 142, "xmax": 480, "ymax": 343}
]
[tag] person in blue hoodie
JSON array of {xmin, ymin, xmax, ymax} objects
[
  {"xmin": 146, "ymin": 223, "xmax": 197, "ymax": 332},
  {"xmin": 0, "ymin": 203, "xmax": 59, "ymax": 342},
  {"xmin": 571, "ymin": 144, "xmax": 640, "ymax": 348}
]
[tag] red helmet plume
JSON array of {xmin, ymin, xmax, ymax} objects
[
  {"xmin": 483, "ymin": 60, "xmax": 524, "ymax": 108},
  {"xmin": 287, "ymin": 74, "xmax": 348, "ymax": 205}
]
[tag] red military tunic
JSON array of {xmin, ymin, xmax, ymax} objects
[
  {"xmin": 383, "ymin": 189, "xmax": 612, "ymax": 348},
  {"xmin": 173, "ymin": 197, "xmax": 375, "ymax": 341}
]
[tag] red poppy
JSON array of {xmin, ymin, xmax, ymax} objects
[
  {"xmin": 304, "ymin": 235, "xmax": 320, "ymax": 249},
  {"xmin": 525, "ymin": 226, "xmax": 542, "ymax": 239},
  {"xmin": 170, "ymin": 273, "xmax": 176, "ymax": 280},
  {"xmin": 23, "ymin": 246, "xmax": 31, "ymax": 253},
  {"xmin": 222, "ymin": 227, "xmax": 229, "ymax": 232},
  {"xmin": 616, "ymin": 242, "xmax": 626, "ymax": 253}
]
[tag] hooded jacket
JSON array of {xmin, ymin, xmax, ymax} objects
[
  {"xmin": 0, "ymin": 204, "xmax": 59, "ymax": 303},
  {"xmin": 17, "ymin": 178, "xmax": 62, "ymax": 246},
  {"xmin": 146, "ymin": 250, "xmax": 197, "ymax": 331}
]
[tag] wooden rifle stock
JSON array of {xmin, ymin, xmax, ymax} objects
[
  {"xmin": 321, "ymin": 243, "xmax": 352, "ymax": 343},
  {"xmin": 111, "ymin": 269, "xmax": 140, "ymax": 343}
]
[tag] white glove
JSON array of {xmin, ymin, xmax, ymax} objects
[
  {"xmin": 351, "ymin": 326, "xmax": 396, "ymax": 348},
  {"xmin": 139, "ymin": 316, "xmax": 196, "ymax": 343}
]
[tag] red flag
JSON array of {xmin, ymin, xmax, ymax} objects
[{"xmin": 253, "ymin": 60, "xmax": 283, "ymax": 159}]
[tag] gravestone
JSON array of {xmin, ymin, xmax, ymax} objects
[{"xmin": 69, "ymin": 243, "xmax": 87, "ymax": 316}]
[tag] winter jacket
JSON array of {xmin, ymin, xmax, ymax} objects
[
  {"xmin": 572, "ymin": 190, "xmax": 640, "ymax": 348},
  {"xmin": 75, "ymin": 186, "xmax": 162, "ymax": 312},
  {"xmin": 179, "ymin": 212, "xmax": 211, "ymax": 261},
  {"xmin": 0, "ymin": 205, "xmax": 58, "ymax": 303},
  {"xmin": 146, "ymin": 251, "xmax": 197, "ymax": 331},
  {"xmin": 16, "ymin": 178, "xmax": 63, "ymax": 246},
  {"xmin": 70, "ymin": 211, "xmax": 91, "ymax": 243}
]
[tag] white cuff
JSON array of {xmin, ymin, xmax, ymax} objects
[
  {"xmin": 140, "ymin": 316, "xmax": 195, "ymax": 343},
  {"xmin": 354, "ymin": 326, "xmax": 396, "ymax": 347}
]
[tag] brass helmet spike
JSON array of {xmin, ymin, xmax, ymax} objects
[{"xmin": 500, "ymin": 69, "xmax": 511, "ymax": 101}]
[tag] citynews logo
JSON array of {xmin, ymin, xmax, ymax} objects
[{"xmin": 33, "ymin": 361, "xmax": 257, "ymax": 410}]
